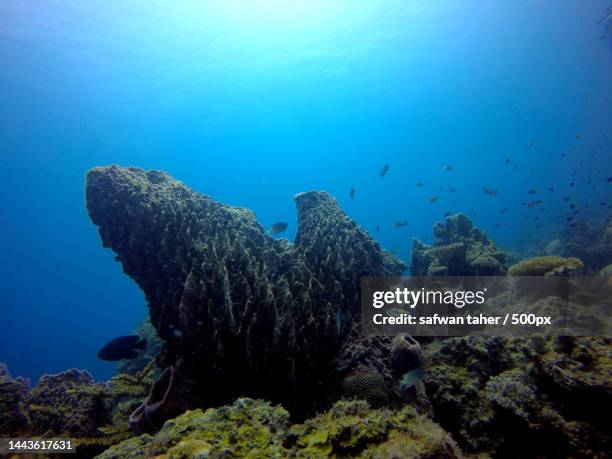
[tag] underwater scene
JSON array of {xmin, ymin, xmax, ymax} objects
[{"xmin": 1, "ymin": 1, "xmax": 611, "ymax": 458}]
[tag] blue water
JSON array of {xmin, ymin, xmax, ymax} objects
[{"xmin": 1, "ymin": 0, "xmax": 611, "ymax": 383}]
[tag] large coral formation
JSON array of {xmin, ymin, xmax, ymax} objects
[
  {"xmin": 85, "ymin": 165, "xmax": 395, "ymax": 416},
  {"xmin": 423, "ymin": 336, "xmax": 612, "ymax": 458},
  {"xmin": 411, "ymin": 213, "xmax": 507, "ymax": 276},
  {"xmin": 508, "ymin": 255, "xmax": 584, "ymax": 276},
  {"xmin": 96, "ymin": 398, "xmax": 461, "ymax": 458}
]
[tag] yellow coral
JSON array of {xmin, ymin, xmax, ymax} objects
[{"xmin": 508, "ymin": 256, "xmax": 583, "ymax": 276}]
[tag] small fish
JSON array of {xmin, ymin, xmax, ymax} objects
[
  {"xmin": 350, "ymin": 188, "xmax": 356, "ymax": 199},
  {"xmin": 376, "ymin": 225, "xmax": 380, "ymax": 233},
  {"xmin": 429, "ymin": 195, "xmax": 439, "ymax": 203},
  {"xmin": 393, "ymin": 221, "xmax": 409, "ymax": 228},
  {"xmin": 442, "ymin": 164, "xmax": 454, "ymax": 172},
  {"xmin": 416, "ymin": 181, "xmax": 424, "ymax": 187},
  {"xmin": 570, "ymin": 204, "xmax": 576, "ymax": 209},
  {"xmin": 448, "ymin": 186, "xmax": 456, "ymax": 193},
  {"xmin": 505, "ymin": 157, "xmax": 511, "ymax": 165},
  {"xmin": 527, "ymin": 200, "xmax": 541, "ymax": 208},
  {"xmin": 607, "ymin": 176, "xmax": 612, "ymax": 183},
  {"xmin": 379, "ymin": 164, "xmax": 390, "ymax": 177},
  {"xmin": 528, "ymin": 140, "xmax": 535, "ymax": 148},
  {"xmin": 563, "ymin": 197, "xmax": 571, "ymax": 202},
  {"xmin": 569, "ymin": 181, "xmax": 575, "ymax": 188},
  {"xmin": 335, "ymin": 309, "xmax": 344, "ymax": 335},
  {"xmin": 483, "ymin": 188, "xmax": 498, "ymax": 196},
  {"xmin": 567, "ymin": 216, "xmax": 574, "ymax": 222},
  {"xmin": 534, "ymin": 217, "xmax": 539, "ymax": 221},
  {"xmin": 547, "ymin": 186, "xmax": 555, "ymax": 192},
  {"xmin": 444, "ymin": 211, "xmax": 451, "ymax": 217},
  {"xmin": 268, "ymin": 222, "xmax": 288, "ymax": 235},
  {"xmin": 575, "ymin": 134, "xmax": 583, "ymax": 140},
  {"xmin": 97, "ymin": 335, "xmax": 147, "ymax": 361},
  {"xmin": 528, "ymin": 189, "xmax": 538, "ymax": 195},
  {"xmin": 536, "ymin": 224, "xmax": 542, "ymax": 229},
  {"xmin": 400, "ymin": 369, "xmax": 425, "ymax": 390}
]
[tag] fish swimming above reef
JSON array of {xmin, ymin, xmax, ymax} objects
[
  {"xmin": 97, "ymin": 335, "xmax": 146, "ymax": 361},
  {"xmin": 268, "ymin": 222, "xmax": 288, "ymax": 235},
  {"xmin": 442, "ymin": 164, "xmax": 453, "ymax": 171},
  {"xmin": 379, "ymin": 164, "xmax": 390, "ymax": 177},
  {"xmin": 350, "ymin": 188, "xmax": 356, "ymax": 199},
  {"xmin": 416, "ymin": 181, "xmax": 424, "ymax": 187},
  {"xmin": 528, "ymin": 189, "xmax": 538, "ymax": 195},
  {"xmin": 429, "ymin": 195, "xmax": 439, "ymax": 203},
  {"xmin": 393, "ymin": 221, "xmax": 409, "ymax": 228},
  {"xmin": 505, "ymin": 157, "xmax": 511, "ymax": 165},
  {"xmin": 483, "ymin": 187, "xmax": 498, "ymax": 196}
]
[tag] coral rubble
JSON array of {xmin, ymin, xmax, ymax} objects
[{"xmin": 411, "ymin": 213, "xmax": 507, "ymax": 276}]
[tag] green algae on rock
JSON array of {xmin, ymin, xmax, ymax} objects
[{"xmin": 96, "ymin": 398, "xmax": 461, "ymax": 458}]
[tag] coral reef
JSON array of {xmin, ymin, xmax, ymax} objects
[
  {"xmin": 27, "ymin": 369, "xmax": 111, "ymax": 438},
  {"xmin": 0, "ymin": 363, "xmax": 29, "ymax": 434},
  {"xmin": 422, "ymin": 336, "xmax": 612, "ymax": 458},
  {"xmin": 559, "ymin": 218, "xmax": 612, "ymax": 272},
  {"xmin": 508, "ymin": 255, "xmax": 584, "ymax": 276},
  {"xmin": 96, "ymin": 398, "xmax": 461, "ymax": 458},
  {"xmin": 85, "ymin": 165, "xmax": 393, "ymax": 417},
  {"xmin": 411, "ymin": 213, "xmax": 507, "ymax": 276}
]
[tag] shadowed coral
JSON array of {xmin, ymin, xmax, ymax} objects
[
  {"xmin": 0, "ymin": 363, "xmax": 29, "ymax": 434},
  {"xmin": 423, "ymin": 336, "xmax": 611, "ymax": 457},
  {"xmin": 508, "ymin": 256, "xmax": 584, "ymax": 276}
]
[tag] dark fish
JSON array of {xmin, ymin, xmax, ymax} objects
[
  {"xmin": 563, "ymin": 197, "xmax": 571, "ymax": 202},
  {"xmin": 505, "ymin": 157, "xmax": 511, "ymax": 165},
  {"xmin": 528, "ymin": 140, "xmax": 534, "ymax": 147},
  {"xmin": 416, "ymin": 181, "xmax": 424, "ymax": 187},
  {"xmin": 393, "ymin": 221, "xmax": 409, "ymax": 228},
  {"xmin": 268, "ymin": 222, "xmax": 288, "ymax": 235},
  {"xmin": 376, "ymin": 225, "xmax": 380, "ymax": 233},
  {"xmin": 350, "ymin": 188, "xmax": 356, "ymax": 199},
  {"xmin": 528, "ymin": 189, "xmax": 538, "ymax": 195},
  {"xmin": 442, "ymin": 164, "xmax": 453, "ymax": 171},
  {"xmin": 569, "ymin": 181, "xmax": 575, "ymax": 188},
  {"xmin": 536, "ymin": 224, "xmax": 542, "ymax": 229},
  {"xmin": 567, "ymin": 216, "xmax": 574, "ymax": 222},
  {"xmin": 379, "ymin": 164, "xmax": 390, "ymax": 177},
  {"xmin": 97, "ymin": 335, "xmax": 146, "ymax": 361},
  {"xmin": 444, "ymin": 211, "xmax": 451, "ymax": 217},
  {"xmin": 448, "ymin": 186, "xmax": 456, "ymax": 193},
  {"xmin": 534, "ymin": 217, "xmax": 539, "ymax": 221},
  {"xmin": 575, "ymin": 134, "xmax": 583, "ymax": 140},
  {"xmin": 607, "ymin": 176, "xmax": 612, "ymax": 183},
  {"xmin": 527, "ymin": 200, "xmax": 541, "ymax": 208},
  {"xmin": 483, "ymin": 188, "xmax": 498, "ymax": 196},
  {"xmin": 548, "ymin": 186, "xmax": 555, "ymax": 192},
  {"xmin": 429, "ymin": 195, "xmax": 439, "ymax": 203}
]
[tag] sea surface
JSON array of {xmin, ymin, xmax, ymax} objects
[{"xmin": 1, "ymin": 0, "xmax": 611, "ymax": 382}]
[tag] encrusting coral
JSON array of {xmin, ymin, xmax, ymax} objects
[
  {"xmin": 96, "ymin": 398, "xmax": 462, "ymax": 459},
  {"xmin": 85, "ymin": 165, "xmax": 406, "ymax": 418},
  {"xmin": 411, "ymin": 213, "xmax": 507, "ymax": 276},
  {"xmin": 507, "ymin": 255, "xmax": 584, "ymax": 276}
]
